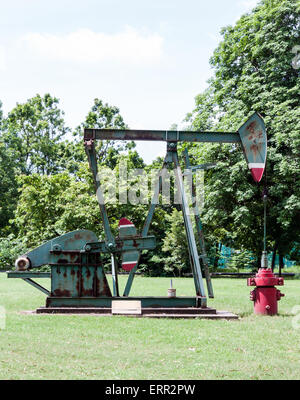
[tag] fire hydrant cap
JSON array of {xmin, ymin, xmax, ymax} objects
[{"xmin": 250, "ymin": 268, "xmax": 284, "ymax": 287}]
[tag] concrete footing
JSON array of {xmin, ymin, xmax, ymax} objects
[{"xmin": 34, "ymin": 306, "xmax": 238, "ymax": 319}]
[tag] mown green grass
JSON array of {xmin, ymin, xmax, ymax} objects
[{"xmin": 0, "ymin": 273, "xmax": 300, "ymax": 380}]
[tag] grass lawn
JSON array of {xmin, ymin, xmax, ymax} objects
[{"xmin": 0, "ymin": 272, "xmax": 300, "ymax": 380}]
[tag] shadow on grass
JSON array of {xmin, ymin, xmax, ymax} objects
[
  {"xmin": 238, "ymin": 310, "xmax": 294, "ymax": 318},
  {"xmin": 277, "ymin": 312, "xmax": 295, "ymax": 318},
  {"xmin": 237, "ymin": 310, "xmax": 253, "ymax": 318}
]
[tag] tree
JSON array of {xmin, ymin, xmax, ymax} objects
[
  {"xmin": 0, "ymin": 234, "xmax": 27, "ymax": 270},
  {"xmin": 160, "ymin": 208, "xmax": 190, "ymax": 276},
  {"xmin": 11, "ymin": 153, "xmax": 168, "ymax": 275},
  {"xmin": 2, "ymin": 94, "xmax": 69, "ymax": 175},
  {"xmin": 68, "ymin": 98, "xmax": 136, "ymax": 173},
  {"xmin": 0, "ymin": 141, "xmax": 18, "ymax": 234},
  {"xmin": 185, "ymin": 0, "xmax": 300, "ymax": 267},
  {"xmin": 0, "ymin": 101, "xmax": 19, "ymax": 234}
]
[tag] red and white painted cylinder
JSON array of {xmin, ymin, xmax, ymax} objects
[{"xmin": 247, "ymin": 268, "xmax": 284, "ymax": 315}]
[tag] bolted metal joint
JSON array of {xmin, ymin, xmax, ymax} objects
[
  {"xmin": 276, "ymin": 289, "xmax": 285, "ymax": 301},
  {"xmin": 106, "ymin": 242, "xmax": 116, "ymax": 252},
  {"xmin": 247, "ymin": 277, "xmax": 256, "ymax": 286},
  {"xmin": 277, "ymin": 277, "xmax": 284, "ymax": 286},
  {"xmin": 84, "ymin": 244, "xmax": 92, "ymax": 252},
  {"xmin": 84, "ymin": 139, "xmax": 94, "ymax": 151},
  {"xmin": 250, "ymin": 289, "xmax": 256, "ymax": 301},
  {"xmin": 166, "ymin": 142, "xmax": 177, "ymax": 152},
  {"xmin": 52, "ymin": 244, "xmax": 62, "ymax": 252}
]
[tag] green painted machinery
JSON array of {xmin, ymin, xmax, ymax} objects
[{"xmin": 7, "ymin": 113, "xmax": 266, "ymax": 315}]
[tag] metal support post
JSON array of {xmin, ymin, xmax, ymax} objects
[
  {"xmin": 172, "ymin": 148, "xmax": 207, "ymax": 302},
  {"xmin": 183, "ymin": 149, "xmax": 214, "ymax": 298}
]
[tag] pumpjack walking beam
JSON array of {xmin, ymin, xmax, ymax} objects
[{"xmin": 84, "ymin": 129, "xmax": 241, "ymax": 143}]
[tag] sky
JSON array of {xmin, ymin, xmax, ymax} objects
[{"xmin": 0, "ymin": 0, "xmax": 259, "ymax": 163}]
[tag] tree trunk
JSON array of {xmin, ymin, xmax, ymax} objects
[
  {"xmin": 213, "ymin": 242, "xmax": 222, "ymax": 269},
  {"xmin": 271, "ymin": 242, "xmax": 278, "ymax": 272},
  {"xmin": 255, "ymin": 253, "xmax": 260, "ymax": 271},
  {"xmin": 279, "ymin": 254, "xmax": 284, "ymax": 277}
]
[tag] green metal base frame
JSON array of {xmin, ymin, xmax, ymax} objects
[{"xmin": 45, "ymin": 296, "xmax": 207, "ymax": 308}]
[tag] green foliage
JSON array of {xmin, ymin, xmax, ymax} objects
[
  {"xmin": 13, "ymin": 173, "xmax": 74, "ymax": 247},
  {"xmin": 0, "ymin": 94, "xmax": 70, "ymax": 235},
  {"xmin": 0, "ymin": 101, "xmax": 16, "ymax": 233},
  {"xmin": 2, "ymin": 96, "xmax": 154, "ymax": 271},
  {"xmin": 186, "ymin": 0, "xmax": 300, "ymax": 265},
  {"xmin": 1, "ymin": 0, "xmax": 299, "ymax": 281},
  {"xmin": 161, "ymin": 208, "xmax": 190, "ymax": 276},
  {"xmin": 2, "ymin": 94, "xmax": 68, "ymax": 175},
  {"xmin": 69, "ymin": 98, "xmax": 136, "ymax": 172},
  {"xmin": 0, "ymin": 234, "xmax": 27, "ymax": 269},
  {"xmin": 10, "ymin": 140, "xmax": 177, "ymax": 273},
  {"xmin": 0, "ymin": 140, "xmax": 18, "ymax": 234},
  {"xmin": 227, "ymin": 249, "xmax": 255, "ymax": 272}
]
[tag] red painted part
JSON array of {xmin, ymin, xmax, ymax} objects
[
  {"xmin": 250, "ymin": 167, "xmax": 264, "ymax": 183},
  {"xmin": 119, "ymin": 217, "xmax": 134, "ymax": 227},
  {"xmin": 247, "ymin": 268, "xmax": 284, "ymax": 287},
  {"xmin": 250, "ymin": 287, "xmax": 284, "ymax": 315},
  {"xmin": 121, "ymin": 262, "xmax": 137, "ymax": 272},
  {"xmin": 247, "ymin": 268, "xmax": 284, "ymax": 315}
]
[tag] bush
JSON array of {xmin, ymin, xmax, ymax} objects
[
  {"xmin": 227, "ymin": 249, "xmax": 255, "ymax": 272},
  {"xmin": 0, "ymin": 235, "xmax": 28, "ymax": 270}
]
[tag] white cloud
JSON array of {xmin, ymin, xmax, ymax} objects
[
  {"xmin": 21, "ymin": 27, "xmax": 163, "ymax": 66},
  {"xmin": 0, "ymin": 45, "xmax": 6, "ymax": 71}
]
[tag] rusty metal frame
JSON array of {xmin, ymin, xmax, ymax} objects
[
  {"xmin": 7, "ymin": 112, "xmax": 266, "ymax": 313},
  {"xmin": 83, "ymin": 112, "xmax": 266, "ymax": 304}
]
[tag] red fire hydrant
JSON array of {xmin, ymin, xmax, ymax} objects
[{"xmin": 247, "ymin": 268, "xmax": 284, "ymax": 315}]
